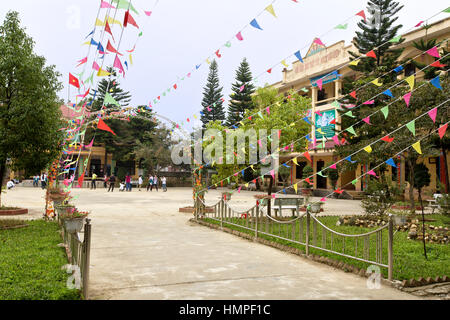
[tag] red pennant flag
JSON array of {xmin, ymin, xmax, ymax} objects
[
  {"xmin": 381, "ymin": 135, "xmax": 394, "ymax": 143},
  {"xmin": 215, "ymin": 50, "xmax": 221, "ymax": 58},
  {"xmin": 350, "ymin": 91, "xmax": 357, "ymax": 99},
  {"xmin": 78, "ymin": 171, "xmax": 86, "ymax": 188},
  {"xmin": 305, "ymin": 178, "xmax": 314, "ymax": 185},
  {"xmin": 267, "ymin": 68, "xmax": 272, "ymax": 74},
  {"xmin": 173, "ymin": 84, "xmax": 178, "ymax": 90},
  {"xmin": 334, "ymin": 188, "xmax": 344, "ymax": 194},
  {"xmin": 366, "ymin": 50, "xmax": 377, "ymax": 59},
  {"xmin": 81, "ymin": 88, "xmax": 90, "ymax": 99},
  {"xmin": 69, "ymin": 73, "xmax": 80, "ymax": 89},
  {"xmin": 356, "ymin": 10, "xmax": 366, "ymax": 21},
  {"xmin": 439, "ymin": 124, "xmax": 448, "ymax": 139},
  {"xmin": 106, "ymin": 40, "xmax": 122, "ymax": 55},
  {"xmin": 430, "ymin": 61, "xmax": 447, "ymax": 68},
  {"xmin": 330, "ymin": 119, "xmax": 336, "ymax": 125},
  {"xmin": 105, "ymin": 21, "xmax": 115, "ymax": 42},
  {"xmin": 124, "ymin": 10, "xmax": 139, "ymax": 29},
  {"xmin": 97, "ymin": 118, "xmax": 116, "ymax": 135},
  {"xmin": 303, "ymin": 151, "xmax": 312, "ymax": 162}
]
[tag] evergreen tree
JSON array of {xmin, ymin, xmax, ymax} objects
[
  {"xmin": 200, "ymin": 60, "xmax": 225, "ymax": 128},
  {"xmin": 226, "ymin": 58, "xmax": 255, "ymax": 127},
  {"xmin": 349, "ymin": 0, "xmax": 404, "ymax": 76}
]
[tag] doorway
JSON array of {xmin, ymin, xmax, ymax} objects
[{"xmin": 316, "ymin": 161, "xmax": 327, "ymax": 189}]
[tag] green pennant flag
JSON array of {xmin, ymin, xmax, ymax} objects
[
  {"xmin": 301, "ymin": 88, "xmax": 309, "ymax": 93},
  {"xmin": 85, "ymin": 72, "xmax": 94, "ymax": 85},
  {"xmin": 225, "ymin": 41, "xmax": 232, "ymax": 48},
  {"xmin": 346, "ymin": 126, "xmax": 357, "ymax": 136},
  {"xmin": 351, "ymin": 179, "xmax": 358, "ymax": 185},
  {"xmin": 317, "ymin": 171, "xmax": 328, "ymax": 178},
  {"xmin": 227, "ymin": 177, "xmax": 230, "ymax": 184},
  {"xmin": 104, "ymin": 93, "xmax": 120, "ymax": 107},
  {"xmin": 163, "ymin": 92, "xmax": 166, "ymax": 97},
  {"xmin": 138, "ymin": 32, "xmax": 143, "ymax": 37},
  {"xmin": 444, "ymin": 7, "xmax": 450, "ymax": 13},
  {"xmin": 112, "ymin": 0, "xmax": 139, "ymax": 15},
  {"xmin": 389, "ymin": 35, "xmax": 402, "ymax": 43},
  {"xmin": 344, "ymin": 111, "xmax": 355, "ymax": 118},
  {"xmin": 335, "ymin": 23, "xmax": 348, "ymax": 30},
  {"xmin": 258, "ymin": 111, "xmax": 264, "ymax": 119},
  {"xmin": 268, "ymin": 137, "xmax": 272, "ymax": 142},
  {"xmin": 331, "ymin": 100, "xmax": 341, "ymax": 108},
  {"xmin": 406, "ymin": 120, "xmax": 416, "ymax": 136},
  {"xmin": 381, "ymin": 106, "xmax": 389, "ymax": 119}
]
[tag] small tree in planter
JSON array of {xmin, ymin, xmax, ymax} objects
[
  {"xmin": 324, "ymin": 162, "xmax": 339, "ymax": 197},
  {"xmin": 361, "ymin": 178, "xmax": 402, "ymax": 217},
  {"xmin": 278, "ymin": 164, "xmax": 291, "ymax": 188},
  {"xmin": 413, "ymin": 163, "xmax": 431, "ymax": 259}
]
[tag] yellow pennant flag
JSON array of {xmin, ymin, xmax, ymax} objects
[
  {"xmin": 193, "ymin": 114, "xmax": 197, "ymax": 119},
  {"xmin": 290, "ymin": 122, "xmax": 295, "ymax": 127},
  {"xmin": 107, "ymin": 17, "xmax": 122, "ymax": 28},
  {"xmin": 317, "ymin": 128, "xmax": 325, "ymax": 135},
  {"xmin": 129, "ymin": 54, "xmax": 133, "ymax": 65},
  {"xmin": 371, "ymin": 79, "xmax": 383, "ymax": 86},
  {"xmin": 293, "ymin": 183, "xmax": 298, "ymax": 194},
  {"xmin": 95, "ymin": 18, "xmax": 105, "ymax": 26},
  {"xmin": 364, "ymin": 145, "xmax": 372, "ymax": 153},
  {"xmin": 292, "ymin": 157, "xmax": 298, "ymax": 166},
  {"xmin": 245, "ymin": 183, "xmax": 249, "ymax": 188},
  {"xmin": 281, "ymin": 60, "xmax": 289, "ymax": 68},
  {"xmin": 412, "ymin": 141, "xmax": 422, "ymax": 154},
  {"xmin": 206, "ymin": 58, "xmax": 211, "ymax": 65},
  {"xmin": 349, "ymin": 59, "xmax": 360, "ymax": 66},
  {"xmin": 81, "ymin": 41, "xmax": 91, "ymax": 46},
  {"xmin": 405, "ymin": 75, "xmax": 415, "ymax": 91},
  {"xmin": 250, "ymin": 165, "xmax": 256, "ymax": 172},
  {"xmin": 241, "ymin": 147, "xmax": 246, "ymax": 154},
  {"xmin": 97, "ymin": 68, "xmax": 111, "ymax": 77},
  {"xmin": 265, "ymin": 4, "xmax": 277, "ymax": 18}
]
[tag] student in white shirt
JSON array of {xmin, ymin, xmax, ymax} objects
[
  {"xmin": 138, "ymin": 175, "xmax": 143, "ymax": 191},
  {"xmin": 162, "ymin": 177, "xmax": 167, "ymax": 192}
]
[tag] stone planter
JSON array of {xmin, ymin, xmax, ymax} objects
[
  {"xmin": 63, "ymin": 217, "xmax": 85, "ymax": 233},
  {"xmin": 309, "ymin": 202, "xmax": 324, "ymax": 214},
  {"xmin": 55, "ymin": 205, "xmax": 75, "ymax": 217}
]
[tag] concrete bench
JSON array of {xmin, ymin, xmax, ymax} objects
[{"xmin": 273, "ymin": 197, "xmax": 304, "ymax": 216}]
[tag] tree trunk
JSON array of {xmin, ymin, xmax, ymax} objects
[
  {"xmin": 0, "ymin": 162, "xmax": 5, "ymax": 207},
  {"xmin": 267, "ymin": 176, "xmax": 273, "ymax": 216},
  {"xmin": 407, "ymin": 158, "xmax": 416, "ymax": 214},
  {"xmin": 418, "ymin": 190, "xmax": 427, "ymax": 260}
]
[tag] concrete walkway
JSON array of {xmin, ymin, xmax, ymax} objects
[{"xmin": 2, "ymin": 187, "xmax": 419, "ymax": 300}]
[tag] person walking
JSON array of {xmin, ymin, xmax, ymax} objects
[
  {"xmin": 151, "ymin": 175, "xmax": 158, "ymax": 192},
  {"xmin": 108, "ymin": 174, "xmax": 116, "ymax": 192},
  {"xmin": 104, "ymin": 174, "xmax": 108, "ymax": 189},
  {"xmin": 162, "ymin": 176, "xmax": 167, "ymax": 192},
  {"xmin": 33, "ymin": 175, "xmax": 39, "ymax": 187},
  {"xmin": 125, "ymin": 174, "xmax": 132, "ymax": 192},
  {"xmin": 147, "ymin": 175, "xmax": 153, "ymax": 191},
  {"xmin": 40, "ymin": 173, "xmax": 47, "ymax": 189},
  {"xmin": 91, "ymin": 172, "xmax": 97, "ymax": 190},
  {"xmin": 138, "ymin": 175, "xmax": 143, "ymax": 191}
]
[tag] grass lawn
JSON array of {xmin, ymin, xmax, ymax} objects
[
  {"xmin": 0, "ymin": 220, "xmax": 81, "ymax": 300},
  {"xmin": 203, "ymin": 214, "xmax": 450, "ymax": 281}
]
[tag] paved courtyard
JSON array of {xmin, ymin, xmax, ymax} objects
[{"xmin": 2, "ymin": 187, "xmax": 420, "ymax": 300}]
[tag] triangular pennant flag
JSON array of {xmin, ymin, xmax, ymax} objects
[
  {"xmin": 382, "ymin": 89, "xmax": 393, "ymax": 98},
  {"xmin": 367, "ymin": 170, "xmax": 378, "ymax": 178},
  {"xmin": 124, "ymin": 10, "xmax": 139, "ymax": 29},
  {"xmin": 426, "ymin": 47, "xmax": 440, "ymax": 58},
  {"xmin": 346, "ymin": 126, "xmax": 356, "ymax": 136},
  {"xmin": 349, "ymin": 59, "xmax": 360, "ymax": 66},
  {"xmin": 335, "ymin": 23, "xmax": 348, "ymax": 30},
  {"xmin": 412, "ymin": 141, "xmax": 422, "ymax": 154},
  {"xmin": 345, "ymin": 156, "xmax": 357, "ymax": 164},
  {"xmin": 313, "ymin": 38, "xmax": 325, "ymax": 46},
  {"xmin": 364, "ymin": 145, "xmax": 372, "ymax": 153},
  {"xmin": 107, "ymin": 40, "xmax": 122, "ymax": 55},
  {"xmin": 430, "ymin": 76, "xmax": 442, "ymax": 90},
  {"xmin": 350, "ymin": 91, "xmax": 357, "ymax": 99},
  {"xmin": 381, "ymin": 135, "xmax": 394, "ymax": 143},
  {"xmin": 405, "ymin": 75, "xmax": 415, "ymax": 91},
  {"xmin": 332, "ymin": 135, "xmax": 340, "ymax": 145},
  {"xmin": 225, "ymin": 41, "xmax": 231, "ymax": 48},
  {"xmin": 97, "ymin": 68, "xmax": 111, "ymax": 77},
  {"xmin": 236, "ymin": 32, "xmax": 244, "ymax": 41},
  {"xmin": 267, "ymin": 68, "xmax": 272, "ymax": 74},
  {"xmin": 366, "ymin": 50, "xmax": 377, "ymax": 59},
  {"xmin": 363, "ymin": 100, "xmax": 374, "ymax": 105},
  {"xmin": 351, "ymin": 179, "xmax": 358, "ymax": 186},
  {"xmin": 381, "ymin": 106, "xmax": 389, "ymax": 119},
  {"xmin": 294, "ymin": 50, "xmax": 303, "ymax": 63},
  {"xmin": 293, "ymin": 183, "xmax": 298, "ymax": 194},
  {"xmin": 329, "ymin": 163, "xmax": 337, "ymax": 169},
  {"xmin": 97, "ymin": 118, "xmax": 116, "ymax": 135},
  {"xmin": 316, "ymin": 78, "xmax": 323, "ymax": 90},
  {"xmin": 265, "ymin": 4, "xmax": 277, "ymax": 18},
  {"xmin": 389, "ymin": 36, "xmax": 402, "ymax": 43},
  {"xmin": 76, "ymin": 57, "xmax": 88, "ymax": 67},
  {"xmin": 406, "ymin": 120, "xmax": 416, "ymax": 136},
  {"xmin": 104, "ymin": 93, "xmax": 120, "ymax": 107},
  {"xmin": 403, "ymin": 92, "xmax": 412, "ymax": 107},
  {"xmin": 343, "ymin": 111, "xmax": 355, "ymax": 118},
  {"xmin": 428, "ymin": 107, "xmax": 437, "ymax": 123},
  {"xmin": 356, "ymin": 10, "xmax": 366, "ymax": 21},
  {"xmin": 394, "ymin": 65, "xmax": 404, "ymax": 73},
  {"xmin": 250, "ymin": 18, "xmax": 263, "ymax": 30},
  {"xmin": 430, "ymin": 61, "xmax": 447, "ymax": 68},
  {"xmin": 371, "ymin": 78, "xmax": 383, "ymax": 86},
  {"xmin": 363, "ymin": 116, "xmax": 371, "ymax": 125},
  {"xmin": 317, "ymin": 171, "xmax": 327, "ymax": 178},
  {"xmin": 439, "ymin": 124, "xmax": 448, "ymax": 139},
  {"xmin": 385, "ymin": 158, "xmax": 397, "ymax": 168},
  {"xmin": 303, "ymin": 151, "xmax": 312, "ymax": 162},
  {"xmin": 281, "ymin": 60, "xmax": 289, "ymax": 68},
  {"xmin": 444, "ymin": 7, "xmax": 450, "ymax": 13},
  {"xmin": 292, "ymin": 157, "xmax": 298, "ymax": 166},
  {"xmin": 104, "ymin": 21, "xmax": 115, "ymax": 42}
]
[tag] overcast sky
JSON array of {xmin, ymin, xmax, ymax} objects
[{"xmin": 1, "ymin": 0, "xmax": 449, "ymax": 133}]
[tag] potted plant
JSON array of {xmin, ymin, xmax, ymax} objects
[
  {"xmin": 309, "ymin": 202, "xmax": 325, "ymax": 214},
  {"xmin": 48, "ymin": 187, "xmax": 69, "ymax": 206},
  {"xmin": 301, "ymin": 165, "xmax": 313, "ymax": 195},
  {"xmin": 59, "ymin": 208, "xmax": 89, "ymax": 233},
  {"xmin": 54, "ymin": 201, "xmax": 76, "ymax": 217}
]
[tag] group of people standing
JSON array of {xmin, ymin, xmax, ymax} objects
[
  {"xmin": 102, "ymin": 173, "xmax": 167, "ymax": 193},
  {"xmin": 33, "ymin": 174, "xmax": 47, "ymax": 189}
]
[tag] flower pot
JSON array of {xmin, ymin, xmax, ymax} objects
[
  {"xmin": 55, "ymin": 205, "xmax": 75, "ymax": 217},
  {"xmin": 63, "ymin": 217, "xmax": 85, "ymax": 233},
  {"xmin": 309, "ymin": 202, "xmax": 323, "ymax": 214}
]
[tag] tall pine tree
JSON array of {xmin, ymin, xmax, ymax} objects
[
  {"xmin": 226, "ymin": 58, "xmax": 255, "ymax": 126},
  {"xmin": 349, "ymin": 0, "xmax": 404, "ymax": 76},
  {"xmin": 200, "ymin": 60, "xmax": 225, "ymax": 128}
]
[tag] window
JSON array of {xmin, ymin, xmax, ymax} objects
[{"xmin": 317, "ymin": 89, "xmax": 327, "ymax": 102}]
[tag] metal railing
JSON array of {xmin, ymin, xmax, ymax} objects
[
  {"xmin": 198, "ymin": 198, "xmax": 394, "ymax": 280},
  {"xmin": 61, "ymin": 219, "xmax": 92, "ymax": 299}
]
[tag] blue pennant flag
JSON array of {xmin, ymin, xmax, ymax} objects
[
  {"xmin": 85, "ymin": 29, "xmax": 94, "ymax": 40},
  {"xmin": 394, "ymin": 65, "xmax": 404, "ymax": 73},
  {"xmin": 430, "ymin": 76, "xmax": 442, "ymax": 90},
  {"xmin": 195, "ymin": 64, "xmax": 201, "ymax": 70},
  {"xmin": 90, "ymin": 38, "xmax": 98, "ymax": 47},
  {"xmin": 294, "ymin": 50, "xmax": 303, "ymax": 63},
  {"xmin": 124, "ymin": 61, "xmax": 128, "ymax": 70},
  {"xmin": 199, "ymin": 111, "xmax": 204, "ymax": 116},
  {"xmin": 282, "ymin": 189, "xmax": 287, "ymax": 194},
  {"xmin": 302, "ymin": 117, "xmax": 311, "ymax": 125},
  {"xmin": 250, "ymin": 18, "xmax": 263, "ymax": 30},
  {"xmin": 385, "ymin": 158, "xmax": 397, "ymax": 168},
  {"xmin": 97, "ymin": 42, "xmax": 105, "ymax": 53},
  {"xmin": 345, "ymin": 156, "xmax": 357, "ymax": 164},
  {"xmin": 382, "ymin": 89, "xmax": 393, "ymax": 98},
  {"xmin": 232, "ymin": 125, "xmax": 238, "ymax": 129},
  {"xmin": 282, "ymin": 163, "xmax": 290, "ymax": 168},
  {"xmin": 241, "ymin": 170, "xmax": 245, "ymax": 176},
  {"xmin": 305, "ymin": 134, "xmax": 312, "ymax": 142}
]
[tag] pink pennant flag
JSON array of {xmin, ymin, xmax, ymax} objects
[
  {"xmin": 314, "ymin": 38, "xmax": 325, "ymax": 46},
  {"xmin": 101, "ymin": 1, "xmax": 116, "ymax": 8},
  {"xmin": 320, "ymin": 197, "xmax": 327, "ymax": 202},
  {"xmin": 363, "ymin": 100, "xmax": 374, "ymax": 105},
  {"xmin": 144, "ymin": 11, "xmax": 152, "ymax": 16},
  {"xmin": 239, "ymin": 85, "xmax": 245, "ymax": 92},
  {"xmin": 270, "ymin": 169, "xmax": 275, "ymax": 180},
  {"xmin": 266, "ymin": 106, "xmax": 270, "ymax": 115},
  {"xmin": 207, "ymin": 107, "xmax": 212, "ymax": 112},
  {"xmin": 236, "ymin": 32, "xmax": 244, "ymax": 41},
  {"xmin": 85, "ymin": 138, "xmax": 94, "ymax": 149},
  {"xmin": 439, "ymin": 123, "xmax": 448, "ymax": 139},
  {"xmin": 403, "ymin": 92, "xmax": 412, "ymax": 107},
  {"xmin": 332, "ymin": 135, "xmax": 340, "ymax": 145},
  {"xmin": 272, "ymin": 194, "xmax": 277, "ymax": 199},
  {"xmin": 315, "ymin": 111, "xmax": 323, "ymax": 116},
  {"xmin": 426, "ymin": 47, "xmax": 440, "ymax": 58},
  {"xmin": 344, "ymin": 104, "xmax": 356, "ymax": 109},
  {"xmin": 258, "ymin": 139, "xmax": 262, "ymax": 147},
  {"xmin": 187, "ymin": 73, "xmax": 191, "ymax": 78},
  {"xmin": 316, "ymin": 78, "xmax": 323, "ymax": 90},
  {"xmin": 363, "ymin": 116, "xmax": 371, "ymax": 125},
  {"xmin": 428, "ymin": 107, "xmax": 437, "ymax": 123},
  {"xmin": 415, "ymin": 21, "xmax": 424, "ymax": 27},
  {"xmin": 367, "ymin": 170, "xmax": 378, "ymax": 178},
  {"xmin": 329, "ymin": 163, "xmax": 337, "ymax": 169},
  {"xmin": 76, "ymin": 57, "xmax": 88, "ymax": 67},
  {"xmin": 114, "ymin": 55, "xmax": 125, "ymax": 75},
  {"xmin": 92, "ymin": 61, "xmax": 100, "ymax": 71},
  {"xmin": 238, "ymin": 186, "xmax": 242, "ymax": 193}
]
